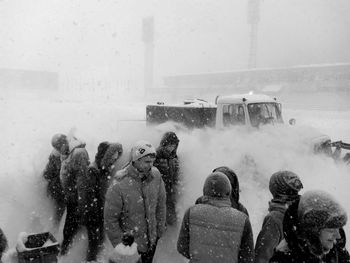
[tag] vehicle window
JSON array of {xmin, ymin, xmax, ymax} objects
[
  {"xmin": 222, "ymin": 104, "xmax": 245, "ymax": 126},
  {"xmin": 248, "ymin": 103, "xmax": 282, "ymax": 127}
]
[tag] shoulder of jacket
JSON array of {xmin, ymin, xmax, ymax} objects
[
  {"xmin": 233, "ymin": 207, "xmax": 249, "ymax": 222},
  {"xmin": 266, "ymin": 210, "xmax": 285, "ymax": 224},
  {"xmin": 72, "ymin": 147, "xmax": 89, "ymax": 158},
  {"xmin": 50, "ymin": 149, "xmax": 61, "ymax": 158},
  {"xmin": 114, "ymin": 168, "xmax": 128, "ymax": 181},
  {"xmin": 151, "ymin": 166, "xmax": 161, "ymax": 177}
]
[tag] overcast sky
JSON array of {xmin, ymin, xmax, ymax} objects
[{"xmin": 1, "ymin": 0, "xmax": 350, "ymax": 83}]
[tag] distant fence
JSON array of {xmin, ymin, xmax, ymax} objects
[
  {"xmin": 59, "ymin": 74, "xmax": 144, "ymax": 101},
  {"xmin": 0, "ymin": 68, "xmax": 58, "ymax": 90},
  {"xmin": 162, "ymin": 63, "xmax": 350, "ymax": 95}
]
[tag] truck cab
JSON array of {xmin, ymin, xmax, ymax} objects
[{"xmin": 215, "ymin": 93, "xmax": 284, "ymax": 129}]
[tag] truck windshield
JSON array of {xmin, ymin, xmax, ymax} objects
[{"xmin": 248, "ymin": 103, "xmax": 283, "ymax": 127}]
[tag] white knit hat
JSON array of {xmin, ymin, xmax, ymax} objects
[{"xmin": 130, "ymin": 140, "xmax": 156, "ymax": 161}]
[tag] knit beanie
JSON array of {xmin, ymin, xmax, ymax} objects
[
  {"xmin": 269, "ymin": 171, "xmax": 303, "ymax": 201},
  {"xmin": 213, "ymin": 166, "xmax": 240, "ymax": 203},
  {"xmin": 160, "ymin": 131, "xmax": 179, "ymax": 146},
  {"xmin": 298, "ymin": 190, "xmax": 347, "ymax": 235},
  {"xmin": 130, "ymin": 140, "xmax": 156, "ymax": 161},
  {"xmin": 51, "ymin": 134, "xmax": 67, "ymax": 151},
  {"xmin": 203, "ymin": 171, "xmax": 232, "ymax": 198}
]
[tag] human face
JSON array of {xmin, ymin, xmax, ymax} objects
[
  {"xmin": 133, "ymin": 154, "xmax": 155, "ymax": 173},
  {"xmin": 319, "ymin": 228, "xmax": 341, "ymax": 252},
  {"xmin": 58, "ymin": 141, "xmax": 69, "ymax": 155},
  {"xmin": 165, "ymin": 144, "xmax": 176, "ymax": 154},
  {"xmin": 106, "ymin": 151, "xmax": 119, "ymax": 171}
]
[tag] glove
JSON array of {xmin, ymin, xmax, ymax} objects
[{"xmin": 122, "ymin": 232, "xmax": 135, "ymax": 247}]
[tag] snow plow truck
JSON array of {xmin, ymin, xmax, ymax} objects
[
  {"xmin": 146, "ymin": 93, "xmax": 350, "ymax": 161},
  {"xmin": 146, "ymin": 93, "xmax": 284, "ymax": 129}
]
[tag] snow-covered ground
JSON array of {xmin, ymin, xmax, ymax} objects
[{"xmin": 0, "ymin": 90, "xmax": 349, "ymax": 262}]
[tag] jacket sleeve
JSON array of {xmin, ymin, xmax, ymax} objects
[
  {"xmin": 156, "ymin": 175, "xmax": 167, "ymax": 238},
  {"xmin": 177, "ymin": 208, "xmax": 191, "ymax": 259},
  {"xmin": 239, "ymin": 217, "xmax": 255, "ymax": 263},
  {"xmin": 255, "ymin": 216, "xmax": 281, "ymax": 263},
  {"xmin": 43, "ymin": 151, "xmax": 60, "ymax": 180},
  {"xmin": 104, "ymin": 182, "xmax": 124, "ymax": 247},
  {"xmin": 77, "ymin": 167, "xmax": 98, "ymax": 218},
  {"xmin": 168, "ymin": 157, "xmax": 179, "ymax": 184},
  {"xmin": 73, "ymin": 149, "xmax": 89, "ymax": 213}
]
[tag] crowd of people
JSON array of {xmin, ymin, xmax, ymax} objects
[{"xmin": 0, "ymin": 131, "xmax": 348, "ymax": 263}]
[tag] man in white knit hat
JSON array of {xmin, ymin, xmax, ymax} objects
[{"xmin": 104, "ymin": 140, "xmax": 166, "ymax": 263}]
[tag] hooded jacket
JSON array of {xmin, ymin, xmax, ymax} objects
[
  {"xmin": 104, "ymin": 164, "xmax": 166, "ymax": 253},
  {"xmin": 255, "ymin": 171, "xmax": 303, "ymax": 263},
  {"xmin": 42, "ymin": 149, "xmax": 65, "ymax": 204},
  {"xmin": 154, "ymin": 132, "xmax": 180, "ymax": 190},
  {"xmin": 59, "ymin": 137, "xmax": 89, "ymax": 205},
  {"xmin": 270, "ymin": 190, "xmax": 349, "ymax": 263},
  {"xmin": 196, "ymin": 166, "xmax": 249, "ymax": 216},
  {"xmin": 81, "ymin": 142, "xmax": 123, "ymax": 220}
]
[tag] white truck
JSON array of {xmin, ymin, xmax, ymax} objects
[
  {"xmin": 146, "ymin": 93, "xmax": 284, "ymax": 129},
  {"xmin": 146, "ymin": 93, "xmax": 350, "ymax": 161}
]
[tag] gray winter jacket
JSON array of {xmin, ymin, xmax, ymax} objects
[
  {"xmin": 104, "ymin": 164, "xmax": 166, "ymax": 252},
  {"xmin": 255, "ymin": 201, "xmax": 287, "ymax": 263}
]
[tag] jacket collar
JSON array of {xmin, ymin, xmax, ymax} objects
[
  {"xmin": 268, "ymin": 200, "xmax": 288, "ymax": 213},
  {"xmin": 201, "ymin": 196, "xmax": 232, "ymax": 208},
  {"xmin": 127, "ymin": 164, "xmax": 154, "ymax": 182}
]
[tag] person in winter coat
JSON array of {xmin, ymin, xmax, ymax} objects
[
  {"xmin": 51, "ymin": 134, "xmax": 90, "ymax": 257},
  {"xmin": 270, "ymin": 190, "xmax": 349, "ymax": 263},
  {"xmin": 42, "ymin": 134, "xmax": 66, "ymax": 228},
  {"xmin": 177, "ymin": 171, "xmax": 254, "ymax": 263},
  {"xmin": 154, "ymin": 131, "xmax": 180, "ymax": 226},
  {"xmin": 196, "ymin": 166, "xmax": 249, "ymax": 216},
  {"xmin": 81, "ymin": 141, "xmax": 123, "ymax": 262},
  {"xmin": 104, "ymin": 140, "xmax": 166, "ymax": 263},
  {"xmin": 255, "ymin": 170, "xmax": 303, "ymax": 263},
  {"xmin": 0, "ymin": 228, "xmax": 8, "ymax": 263},
  {"xmin": 280, "ymin": 191, "xmax": 350, "ymax": 263}
]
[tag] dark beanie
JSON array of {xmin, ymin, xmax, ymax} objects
[
  {"xmin": 298, "ymin": 190, "xmax": 347, "ymax": 235},
  {"xmin": 203, "ymin": 172, "xmax": 232, "ymax": 198},
  {"xmin": 160, "ymin": 131, "xmax": 179, "ymax": 146},
  {"xmin": 269, "ymin": 170, "xmax": 303, "ymax": 199},
  {"xmin": 213, "ymin": 166, "xmax": 240, "ymax": 203},
  {"xmin": 51, "ymin": 134, "xmax": 67, "ymax": 151}
]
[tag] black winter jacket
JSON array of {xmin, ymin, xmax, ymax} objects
[{"xmin": 42, "ymin": 150, "xmax": 65, "ymax": 204}]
